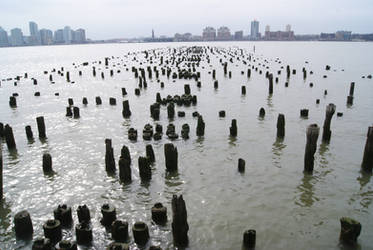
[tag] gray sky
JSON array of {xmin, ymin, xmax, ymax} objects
[{"xmin": 0, "ymin": 0, "xmax": 372, "ymax": 40}]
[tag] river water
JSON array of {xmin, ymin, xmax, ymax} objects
[{"xmin": 0, "ymin": 42, "xmax": 372, "ymax": 249}]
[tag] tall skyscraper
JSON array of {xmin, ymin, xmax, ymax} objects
[
  {"xmin": 10, "ymin": 28, "xmax": 24, "ymax": 46},
  {"xmin": 63, "ymin": 26, "xmax": 72, "ymax": 43},
  {"xmin": 29, "ymin": 21, "xmax": 40, "ymax": 45},
  {"xmin": 0, "ymin": 27, "xmax": 9, "ymax": 47},
  {"xmin": 40, "ymin": 29, "xmax": 53, "ymax": 45},
  {"xmin": 250, "ymin": 20, "xmax": 259, "ymax": 40}
]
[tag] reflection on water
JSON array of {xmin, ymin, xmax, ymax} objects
[
  {"xmin": 228, "ymin": 136, "xmax": 237, "ymax": 147},
  {"xmin": 272, "ymin": 138, "xmax": 286, "ymax": 168},
  {"xmin": 349, "ymin": 173, "xmax": 373, "ymax": 213},
  {"xmin": 295, "ymin": 173, "xmax": 317, "ymax": 207},
  {"xmin": 267, "ymin": 94, "xmax": 273, "ymax": 109}
]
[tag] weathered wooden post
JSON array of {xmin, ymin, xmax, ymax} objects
[
  {"xmin": 119, "ymin": 157, "xmax": 131, "ymax": 183},
  {"xmin": 122, "ymin": 100, "xmax": 131, "ymax": 118},
  {"xmin": 73, "ymin": 107, "xmax": 80, "ymax": 119},
  {"xmin": 111, "ymin": 220, "xmax": 129, "ymax": 243},
  {"xmin": 347, "ymin": 82, "xmax": 355, "ymax": 105},
  {"xmin": 77, "ymin": 205, "xmax": 90, "ymax": 223},
  {"xmin": 76, "ymin": 222, "xmax": 93, "ymax": 245},
  {"xmin": 361, "ymin": 126, "xmax": 373, "ymax": 173},
  {"xmin": 165, "ymin": 143, "xmax": 178, "ymax": 172},
  {"xmin": 339, "ymin": 217, "xmax": 361, "ymax": 246},
  {"xmin": 322, "ymin": 103, "xmax": 336, "ymax": 142},
  {"xmin": 243, "ymin": 229, "xmax": 256, "ymax": 249},
  {"xmin": 53, "ymin": 204, "xmax": 72, "ymax": 227},
  {"xmin": 0, "ymin": 123, "xmax": 3, "ymax": 138},
  {"xmin": 43, "ymin": 219, "xmax": 62, "ymax": 243},
  {"xmin": 57, "ymin": 240, "xmax": 77, "ymax": 250},
  {"xmin": 105, "ymin": 139, "xmax": 116, "ymax": 172},
  {"xmin": 138, "ymin": 157, "xmax": 151, "ymax": 181},
  {"xmin": 276, "ymin": 114, "xmax": 285, "ymax": 138},
  {"xmin": 4, "ymin": 124, "xmax": 16, "ymax": 150},
  {"xmin": 96, "ymin": 96, "xmax": 102, "ymax": 105},
  {"xmin": 101, "ymin": 204, "xmax": 116, "ymax": 227},
  {"xmin": 196, "ymin": 115, "xmax": 205, "ymax": 136},
  {"xmin": 230, "ymin": 119, "xmax": 237, "ymax": 137},
  {"xmin": 268, "ymin": 74, "xmax": 273, "ymax": 94},
  {"xmin": 241, "ymin": 86, "xmax": 246, "ymax": 95},
  {"xmin": 9, "ymin": 96, "xmax": 17, "ymax": 108},
  {"xmin": 42, "ymin": 153, "xmax": 53, "ymax": 173},
  {"xmin": 167, "ymin": 103, "xmax": 175, "ymax": 119},
  {"xmin": 146, "ymin": 144, "xmax": 155, "ymax": 163},
  {"xmin": 172, "ymin": 195, "xmax": 189, "ymax": 247},
  {"xmin": 82, "ymin": 97, "xmax": 88, "ymax": 105},
  {"xmin": 132, "ymin": 222, "xmax": 149, "ymax": 246},
  {"xmin": 151, "ymin": 203, "xmax": 167, "ymax": 225},
  {"xmin": 14, "ymin": 210, "xmax": 33, "ymax": 240},
  {"xmin": 304, "ymin": 124, "xmax": 320, "ymax": 173},
  {"xmin": 25, "ymin": 126, "xmax": 33, "ymax": 140},
  {"xmin": 32, "ymin": 237, "xmax": 53, "ymax": 249},
  {"xmin": 238, "ymin": 158, "xmax": 245, "ymax": 173},
  {"xmin": 259, "ymin": 108, "xmax": 265, "ymax": 118},
  {"xmin": 36, "ymin": 116, "xmax": 47, "ymax": 139}
]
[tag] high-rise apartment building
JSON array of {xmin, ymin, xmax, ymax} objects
[
  {"xmin": 73, "ymin": 29, "xmax": 86, "ymax": 43},
  {"xmin": 234, "ymin": 31, "xmax": 243, "ymax": 40},
  {"xmin": 286, "ymin": 24, "xmax": 291, "ymax": 32},
  {"xmin": 63, "ymin": 26, "xmax": 72, "ymax": 43},
  {"xmin": 0, "ymin": 27, "xmax": 9, "ymax": 47},
  {"xmin": 54, "ymin": 29, "xmax": 64, "ymax": 43},
  {"xmin": 202, "ymin": 27, "xmax": 216, "ymax": 41},
  {"xmin": 217, "ymin": 26, "xmax": 231, "ymax": 40},
  {"xmin": 29, "ymin": 21, "xmax": 40, "ymax": 45},
  {"xmin": 40, "ymin": 29, "xmax": 53, "ymax": 45},
  {"xmin": 250, "ymin": 20, "xmax": 259, "ymax": 39},
  {"xmin": 10, "ymin": 28, "xmax": 24, "ymax": 46}
]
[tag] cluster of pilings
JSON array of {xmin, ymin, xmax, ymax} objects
[{"xmin": 13, "ymin": 195, "xmax": 188, "ymax": 249}]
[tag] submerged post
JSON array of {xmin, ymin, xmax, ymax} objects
[
  {"xmin": 304, "ymin": 124, "xmax": 320, "ymax": 173},
  {"xmin": 4, "ymin": 124, "xmax": 16, "ymax": 150},
  {"xmin": 322, "ymin": 103, "xmax": 336, "ymax": 142},
  {"xmin": 361, "ymin": 126, "xmax": 373, "ymax": 173},
  {"xmin": 172, "ymin": 195, "xmax": 189, "ymax": 247},
  {"xmin": 243, "ymin": 229, "xmax": 256, "ymax": 249},
  {"xmin": 339, "ymin": 217, "xmax": 361, "ymax": 247},
  {"xmin": 105, "ymin": 139, "xmax": 116, "ymax": 173}
]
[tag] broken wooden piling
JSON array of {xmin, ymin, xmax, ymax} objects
[{"xmin": 304, "ymin": 124, "xmax": 320, "ymax": 173}]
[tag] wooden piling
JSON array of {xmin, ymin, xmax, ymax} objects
[
  {"xmin": 132, "ymin": 222, "xmax": 149, "ymax": 246},
  {"xmin": 196, "ymin": 115, "xmax": 205, "ymax": 136},
  {"xmin": 146, "ymin": 144, "xmax": 155, "ymax": 163},
  {"xmin": 238, "ymin": 158, "xmax": 245, "ymax": 173},
  {"xmin": 36, "ymin": 116, "xmax": 47, "ymax": 139},
  {"xmin": 172, "ymin": 195, "xmax": 189, "ymax": 247},
  {"xmin": 339, "ymin": 217, "xmax": 361, "ymax": 246},
  {"xmin": 105, "ymin": 139, "xmax": 116, "ymax": 172},
  {"xmin": 4, "ymin": 124, "xmax": 16, "ymax": 150},
  {"xmin": 321, "ymin": 103, "xmax": 336, "ymax": 142},
  {"xmin": 14, "ymin": 210, "xmax": 33, "ymax": 240},
  {"xmin": 276, "ymin": 114, "xmax": 285, "ymax": 138},
  {"xmin": 25, "ymin": 125, "xmax": 33, "ymax": 140},
  {"xmin": 43, "ymin": 219, "xmax": 62, "ymax": 243},
  {"xmin": 230, "ymin": 119, "xmax": 237, "ymax": 137},
  {"xmin": 151, "ymin": 203, "xmax": 167, "ymax": 225},
  {"xmin": 243, "ymin": 229, "xmax": 256, "ymax": 249},
  {"xmin": 138, "ymin": 157, "xmax": 151, "ymax": 181},
  {"xmin": 361, "ymin": 126, "xmax": 373, "ymax": 173},
  {"xmin": 304, "ymin": 124, "xmax": 320, "ymax": 173},
  {"xmin": 122, "ymin": 100, "xmax": 131, "ymax": 118},
  {"xmin": 164, "ymin": 143, "xmax": 178, "ymax": 172},
  {"xmin": 42, "ymin": 153, "xmax": 53, "ymax": 173}
]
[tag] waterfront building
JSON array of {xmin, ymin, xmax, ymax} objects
[
  {"xmin": 29, "ymin": 21, "xmax": 41, "ymax": 45},
  {"xmin": 73, "ymin": 29, "xmax": 86, "ymax": 43},
  {"xmin": 54, "ymin": 29, "xmax": 64, "ymax": 43},
  {"xmin": 202, "ymin": 26, "xmax": 216, "ymax": 41},
  {"xmin": 10, "ymin": 28, "xmax": 24, "ymax": 46},
  {"xmin": 63, "ymin": 26, "xmax": 72, "ymax": 43},
  {"xmin": 0, "ymin": 27, "xmax": 9, "ymax": 47},
  {"xmin": 234, "ymin": 31, "xmax": 243, "ymax": 40},
  {"xmin": 250, "ymin": 20, "xmax": 260, "ymax": 39},
  {"xmin": 217, "ymin": 26, "xmax": 231, "ymax": 40},
  {"xmin": 40, "ymin": 29, "xmax": 53, "ymax": 45}
]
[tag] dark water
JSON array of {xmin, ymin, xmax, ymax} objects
[{"xmin": 0, "ymin": 42, "xmax": 372, "ymax": 249}]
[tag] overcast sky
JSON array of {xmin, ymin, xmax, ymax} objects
[{"xmin": 0, "ymin": 0, "xmax": 372, "ymax": 40}]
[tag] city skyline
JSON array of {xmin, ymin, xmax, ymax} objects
[{"xmin": 0, "ymin": 0, "xmax": 372, "ymax": 40}]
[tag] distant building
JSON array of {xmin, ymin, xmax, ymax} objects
[
  {"xmin": 320, "ymin": 33, "xmax": 336, "ymax": 40},
  {"xmin": 73, "ymin": 29, "xmax": 86, "ymax": 43},
  {"xmin": 264, "ymin": 25, "xmax": 294, "ymax": 41},
  {"xmin": 0, "ymin": 27, "xmax": 9, "ymax": 47},
  {"xmin": 152, "ymin": 29, "xmax": 155, "ymax": 40},
  {"xmin": 29, "ymin": 21, "xmax": 40, "ymax": 45},
  {"xmin": 10, "ymin": 28, "xmax": 24, "ymax": 46},
  {"xmin": 250, "ymin": 20, "xmax": 259, "ymax": 39},
  {"xmin": 40, "ymin": 29, "xmax": 53, "ymax": 45},
  {"xmin": 234, "ymin": 31, "xmax": 243, "ymax": 40},
  {"xmin": 217, "ymin": 26, "xmax": 231, "ymax": 40},
  {"xmin": 335, "ymin": 31, "xmax": 352, "ymax": 41},
  {"xmin": 202, "ymin": 26, "xmax": 216, "ymax": 41},
  {"xmin": 174, "ymin": 32, "xmax": 192, "ymax": 42},
  {"xmin": 54, "ymin": 29, "xmax": 64, "ymax": 43},
  {"xmin": 265, "ymin": 25, "xmax": 270, "ymax": 32},
  {"xmin": 63, "ymin": 26, "xmax": 72, "ymax": 43}
]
